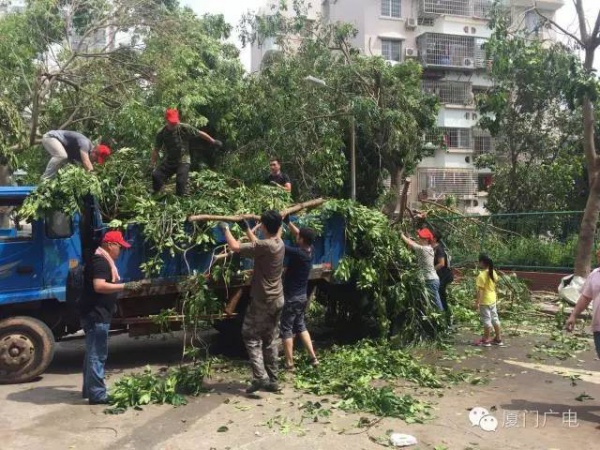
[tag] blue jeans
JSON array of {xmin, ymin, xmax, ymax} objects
[
  {"xmin": 594, "ymin": 332, "xmax": 600, "ymax": 359},
  {"xmin": 82, "ymin": 319, "xmax": 110, "ymax": 402},
  {"xmin": 425, "ymin": 279, "xmax": 444, "ymax": 311}
]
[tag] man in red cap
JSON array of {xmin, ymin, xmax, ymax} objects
[
  {"xmin": 41, "ymin": 130, "xmax": 111, "ymax": 179},
  {"xmin": 80, "ymin": 230, "xmax": 142, "ymax": 405},
  {"xmin": 151, "ymin": 108, "xmax": 223, "ymax": 196}
]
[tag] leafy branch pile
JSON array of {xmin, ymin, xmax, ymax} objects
[
  {"xmin": 323, "ymin": 200, "xmax": 444, "ymax": 341},
  {"xmin": 106, "ymin": 361, "xmax": 213, "ymax": 413},
  {"xmin": 293, "ymin": 340, "xmax": 439, "ymax": 422}
]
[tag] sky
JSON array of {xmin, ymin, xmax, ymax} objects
[{"xmin": 184, "ymin": 0, "xmax": 600, "ymax": 72}]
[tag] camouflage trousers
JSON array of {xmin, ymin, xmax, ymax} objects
[{"xmin": 241, "ymin": 296, "xmax": 284, "ymax": 381}]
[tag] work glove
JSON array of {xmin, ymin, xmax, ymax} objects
[
  {"xmin": 237, "ymin": 219, "xmax": 249, "ymax": 231},
  {"xmin": 282, "ymin": 215, "xmax": 290, "ymax": 225},
  {"xmin": 218, "ymin": 221, "xmax": 229, "ymax": 231},
  {"xmin": 124, "ymin": 281, "xmax": 144, "ymax": 291},
  {"xmin": 213, "ymin": 139, "xmax": 223, "ymax": 149}
]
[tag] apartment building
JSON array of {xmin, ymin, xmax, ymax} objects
[
  {"xmin": 0, "ymin": 0, "xmax": 25, "ymax": 16},
  {"xmin": 252, "ymin": 0, "xmax": 565, "ymax": 213}
]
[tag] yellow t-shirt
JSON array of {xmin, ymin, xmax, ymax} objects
[{"xmin": 476, "ymin": 270, "xmax": 498, "ymax": 306}]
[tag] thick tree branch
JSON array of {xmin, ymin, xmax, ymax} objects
[{"xmin": 535, "ymin": 8, "xmax": 584, "ymax": 48}]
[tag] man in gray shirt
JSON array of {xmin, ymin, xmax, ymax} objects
[
  {"xmin": 41, "ymin": 130, "xmax": 111, "ymax": 179},
  {"xmin": 219, "ymin": 210, "xmax": 285, "ymax": 394}
]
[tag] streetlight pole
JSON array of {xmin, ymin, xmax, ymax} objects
[{"xmin": 305, "ymin": 75, "xmax": 356, "ymax": 201}]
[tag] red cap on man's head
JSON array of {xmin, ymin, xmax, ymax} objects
[
  {"xmin": 165, "ymin": 108, "xmax": 180, "ymax": 125},
  {"xmin": 417, "ymin": 228, "xmax": 434, "ymax": 241},
  {"xmin": 102, "ymin": 230, "xmax": 131, "ymax": 248},
  {"xmin": 96, "ymin": 144, "xmax": 111, "ymax": 164}
]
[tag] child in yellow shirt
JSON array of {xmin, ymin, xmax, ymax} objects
[{"xmin": 473, "ymin": 254, "xmax": 504, "ymax": 347}]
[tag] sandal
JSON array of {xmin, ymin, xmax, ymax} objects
[
  {"xmin": 309, "ymin": 358, "xmax": 320, "ymax": 367},
  {"xmin": 284, "ymin": 364, "xmax": 295, "ymax": 372}
]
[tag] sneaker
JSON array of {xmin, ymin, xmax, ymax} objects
[
  {"xmin": 264, "ymin": 381, "xmax": 281, "ymax": 393},
  {"xmin": 245, "ymin": 379, "xmax": 266, "ymax": 394},
  {"xmin": 473, "ymin": 338, "xmax": 492, "ymax": 347},
  {"xmin": 492, "ymin": 338, "xmax": 505, "ymax": 347}
]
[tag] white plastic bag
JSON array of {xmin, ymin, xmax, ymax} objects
[
  {"xmin": 389, "ymin": 433, "xmax": 418, "ymax": 447},
  {"xmin": 558, "ymin": 274, "xmax": 586, "ymax": 306}
]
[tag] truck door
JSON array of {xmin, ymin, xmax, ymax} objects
[{"xmin": 0, "ymin": 200, "xmax": 44, "ymax": 299}]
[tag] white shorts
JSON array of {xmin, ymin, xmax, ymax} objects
[{"xmin": 479, "ymin": 303, "xmax": 500, "ymax": 328}]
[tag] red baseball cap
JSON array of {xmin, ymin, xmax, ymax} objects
[
  {"xmin": 102, "ymin": 230, "xmax": 131, "ymax": 248},
  {"xmin": 165, "ymin": 108, "xmax": 180, "ymax": 125},
  {"xmin": 417, "ymin": 228, "xmax": 434, "ymax": 241},
  {"xmin": 96, "ymin": 144, "xmax": 111, "ymax": 164}
]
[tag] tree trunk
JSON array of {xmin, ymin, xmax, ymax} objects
[
  {"xmin": 0, "ymin": 165, "xmax": 11, "ymax": 228},
  {"xmin": 574, "ymin": 166, "xmax": 600, "ymax": 277}
]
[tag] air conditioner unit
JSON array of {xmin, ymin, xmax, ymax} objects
[
  {"xmin": 405, "ymin": 47, "xmax": 418, "ymax": 58},
  {"xmin": 405, "ymin": 18, "xmax": 417, "ymax": 30},
  {"xmin": 463, "ymin": 57, "xmax": 474, "ymax": 68}
]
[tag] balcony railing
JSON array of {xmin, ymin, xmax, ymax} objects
[
  {"xmin": 417, "ymin": 33, "xmax": 487, "ymax": 69},
  {"xmin": 418, "ymin": 0, "xmax": 494, "ymax": 19},
  {"xmin": 422, "ymin": 80, "xmax": 473, "ymax": 105},
  {"xmin": 472, "ymin": 128, "xmax": 495, "ymax": 156},
  {"xmin": 417, "ymin": 168, "xmax": 478, "ymax": 201}
]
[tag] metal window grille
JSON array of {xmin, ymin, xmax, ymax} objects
[
  {"xmin": 381, "ymin": 0, "xmax": 401, "ymax": 18},
  {"xmin": 381, "ymin": 39, "xmax": 402, "ymax": 62},
  {"xmin": 417, "ymin": 33, "xmax": 480, "ymax": 68},
  {"xmin": 424, "ymin": 127, "xmax": 471, "ymax": 149},
  {"xmin": 417, "ymin": 168, "xmax": 477, "ymax": 201},
  {"xmin": 472, "ymin": 129, "xmax": 494, "ymax": 156},
  {"xmin": 422, "ymin": 80, "xmax": 472, "ymax": 104},
  {"xmin": 418, "ymin": 0, "xmax": 493, "ymax": 18}
]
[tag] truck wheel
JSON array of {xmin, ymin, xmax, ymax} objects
[{"xmin": 0, "ymin": 316, "xmax": 56, "ymax": 384}]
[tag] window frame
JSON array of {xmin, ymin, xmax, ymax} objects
[
  {"xmin": 381, "ymin": 0, "xmax": 401, "ymax": 19},
  {"xmin": 381, "ymin": 38, "xmax": 403, "ymax": 62}
]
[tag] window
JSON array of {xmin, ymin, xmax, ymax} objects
[
  {"xmin": 381, "ymin": 39, "xmax": 402, "ymax": 62},
  {"xmin": 525, "ymin": 10, "xmax": 541, "ymax": 34},
  {"xmin": 46, "ymin": 211, "xmax": 73, "ymax": 239},
  {"xmin": 0, "ymin": 203, "xmax": 33, "ymax": 241},
  {"xmin": 381, "ymin": 0, "xmax": 401, "ymax": 18}
]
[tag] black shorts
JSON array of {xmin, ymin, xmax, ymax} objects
[{"xmin": 280, "ymin": 296, "xmax": 308, "ymax": 339}]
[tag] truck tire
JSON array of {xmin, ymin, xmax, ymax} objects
[{"xmin": 0, "ymin": 316, "xmax": 56, "ymax": 384}]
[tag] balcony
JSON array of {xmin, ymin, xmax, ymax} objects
[
  {"xmin": 425, "ymin": 127, "xmax": 472, "ymax": 151},
  {"xmin": 422, "ymin": 80, "xmax": 474, "ymax": 105},
  {"xmin": 416, "ymin": 168, "xmax": 478, "ymax": 201},
  {"xmin": 473, "ymin": 128, "xmax": 495, "ymax": 157},
  {"xmin": 418, "ymin": 0, "xmax": 494, "ymax": 19},
  {"xmin": 417, "ymin": 33, "xmax": 487, "ymax": 69}
]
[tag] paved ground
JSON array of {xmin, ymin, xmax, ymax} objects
[{"xmin": 1, "ymin": 329, "xmax": 599, "ymax": 450}]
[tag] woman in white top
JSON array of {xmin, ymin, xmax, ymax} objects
[{"xmin": 401, "ymin": 228, "xmax": 444, "ymax": 311}]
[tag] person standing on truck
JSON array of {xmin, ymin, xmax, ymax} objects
[
  {"xmin": 81, "ymin": 231, "xmax": 143, "ymax": 405},
  {"xmin": 265, "ymin": 158, "xmax": 292, "ymax": 193},
  {"xmin": 41, "ymin": 130, "xmax": 111, "ymax": 179},
  {"xmin": 280, "ymin": 215, "xmax": 319, "ymax": 370},
  {"xmin": 152, "ymin": 108, "xmax": 223, "ymax": 196},
  {"xmin": 219, "ymin": 211, "xmax": 285, "ymax": 394}
]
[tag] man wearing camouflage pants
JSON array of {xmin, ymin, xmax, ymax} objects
[{"xmin": 219, "ymin": 210, "xmax": 285, "ymax": 393}]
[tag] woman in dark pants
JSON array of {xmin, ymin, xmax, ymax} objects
[{"xmin": 432, "ymin": 231, "xmax": 454, "ymax": 326}]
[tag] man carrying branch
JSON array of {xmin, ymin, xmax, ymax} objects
[
  {"xmin": 219, "ymin": 211, "xmax": 285, "ymax": 394},
  {"xmin": 152, "ymin": 108, "xmax": 223, "ymax": 196}
]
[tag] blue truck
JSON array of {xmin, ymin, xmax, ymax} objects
[{"xmin": 0, "ymin": 186, "xmax": 346, "ymax": 383}]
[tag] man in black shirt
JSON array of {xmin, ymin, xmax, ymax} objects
[
  {"xmin": 265, "ymin": 158, "xmax": 292, "ymax": 193},
  {"xmin": 432, "ymin": 230, "xmax": 454, "ymax": 326},
  {"xmin": 280, "ymin": 215, "xmax": 318, "ymax": 370},
  {"xmin": 81, "ymin": 231, "xmax": 141, "ymax": 404},
  {"xmin": 152, "ymin": 108, "xmax": 222, "ymax": 196}
]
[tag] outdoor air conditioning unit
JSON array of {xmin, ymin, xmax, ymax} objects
[
  {"xmin": 405, "ymin": 47, "xmax": 418, "ymax": 58},
  {"xmin": 463, "ymin": 57, "xmax": 474, "ymax": 68},
  {"xmin": 405, "ymin": 18, "xmax": 417, "ymax": 30}
]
